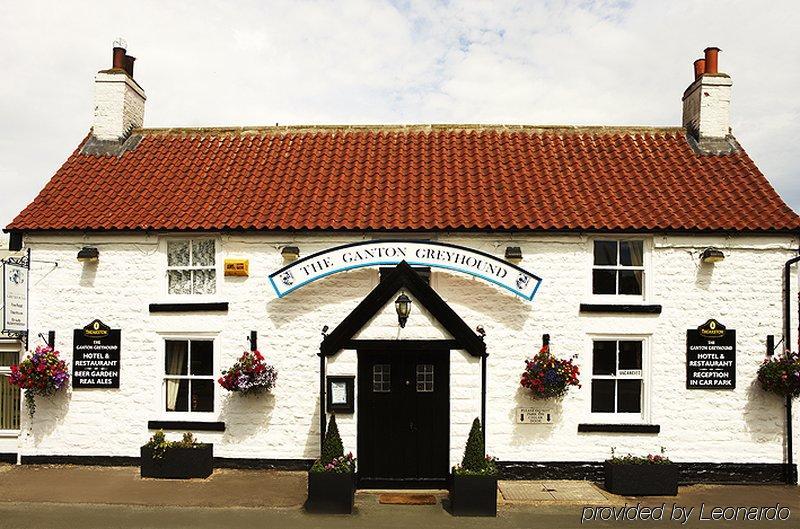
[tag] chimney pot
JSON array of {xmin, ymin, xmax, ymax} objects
[
  {"xmin": 124, "ymin": 55, "xmax": 136, "ymax": 78},
  {"xmin": 112, "ymin": 46, "xmax": 126, "ymax": 70},
  {"xmin": 693, "ymin": 58, "xmax": 706, "ymax": 80},
  {"xmin": 704, "ymin": 46, "xmax": 720, "ymax": 74}
]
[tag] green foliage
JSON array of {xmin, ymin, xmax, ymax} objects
[
  {"xmin": 144, "ymin": 430, "xmax": 202, "ymax": 459},
  {"xmin": 321, "ymin": 415, "xmax": 344, "ymax": 465},
  {"xmin": 311, "ymin": 415, "xmax": 355, "ymax": 473},
  {"xmin": 607, "ymin": 446, "xmax": 672, "ymax": 465},
  {"xmin": 453, "ymin": 418, "xmax": 497, "ymax": 476}
]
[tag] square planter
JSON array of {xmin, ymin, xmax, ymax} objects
[
  {"xmin": 604, "ymin": 462, "xmax": 678, "ymax": 496},
  {"xmin": 450, "ymin": 474, "xmax": 498, "ymax": 517},
  {"xmin": 306, "ymin": 471, "xmax": 355, "ymax": 514},
  {"xmin": 140, "ymin": 444, "xmax": 213, "ymax": 479}
]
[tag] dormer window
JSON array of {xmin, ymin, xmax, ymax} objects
[{"xmin": 167, "ymin": 239, "xmax": 216, "ymax": 295}]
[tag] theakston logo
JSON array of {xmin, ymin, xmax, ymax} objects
[
  {"xmin": 83, "ymin": 319, "xmax": 110, "ymax": 338},
  {"xmin": 698, "ymin": 319, "xmax": 726, "ymax": 338}
]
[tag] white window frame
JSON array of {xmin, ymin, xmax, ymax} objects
[
  {"xmin": 587, "ymin": 237, "xmax": 651, "ymax": 304},
  {"xmin": 157, "ymin": 333, "xmax": 219, "ymax": 420},
  {"xmin": 585, "ymin": 334, "xmax": 651, "ymax": 424},
  {"xmin": 161, "ymin": 236, "xmax": 221, "ymax": 299},
  {"xmin": 0, "ymin": 341, "xmax": 21, "ymax": 437}
]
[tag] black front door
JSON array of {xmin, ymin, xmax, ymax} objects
[{"xmin": 357, "ymin": 348, "xmax": 449, "ymax": 488}]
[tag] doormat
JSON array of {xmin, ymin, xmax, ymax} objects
[{"xmin": 378, "ymin": 493, "xmax": 437, "ymax": 505}]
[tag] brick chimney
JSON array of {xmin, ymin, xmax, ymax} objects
[
  {"xmin": 682, "ymin": 47, "xmax": 732, "ymax": 148},
  {"xmin": 92, "ymin": 39, "xmax": 146, "ymax": 141}
]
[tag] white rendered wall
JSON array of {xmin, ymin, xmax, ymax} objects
[{"xmin": 15, "ymin": 231, "xmax": 799, "ymax": 468}]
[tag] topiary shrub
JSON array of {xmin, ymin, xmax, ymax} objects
[
  {"xmin": 454, "ymin": 418, "xmax": 497, "ymax": 476},
  {"xmin": 311, "ymin": 415, "xmax": 355, "ymax": 473}
]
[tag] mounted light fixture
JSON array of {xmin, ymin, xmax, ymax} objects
[
  {"xmin": 77, "ymin": 246, "xmax": 99, "ymax": 262},
  {"xmin": 395, "ymin": 293, "xmax": 412, "ymax": 328},
  {"xmin": 700, "ymin": 248, "xmax": 725, "ymax": 263},
  {"xmin": 504, "ymin": 246, "xmax": 523, "ymax": 264},
  {"xmin": 281, "ymin": 245, "xmax": 300, "ymax": 261}
]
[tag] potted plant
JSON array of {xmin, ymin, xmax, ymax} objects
[
  {"xmin": 757, "ymin": 351, "xmax": 800, "ymax": 398},
  {"xmin": 7, "ymin": 345, "xmax": 70, "ymax": 418},
  {"xmin": 604, "ymin": 447, "xmax": 677, "ymax": 496},
  {"xmin": 520, "ymin": 339, "xmax": 580, "ymax": 399},
  {"xmin": 450, "ymin": 418, "xmax": 498, "ymax": 517},
  {"xmin": 140, "ymin": 431, "xmax": 213, "ymax": 479},
  {"xmin": 218, "ymin": 349, "xmax": 278, "ymax": 395},
  {"xmin": 307, "ymin": 415, "xmax": 355, "ymax": 514}
]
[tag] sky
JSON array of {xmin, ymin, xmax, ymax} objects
[{"xmin": 1, "ymin": 0, "xmax": 799, "ymax": 233}]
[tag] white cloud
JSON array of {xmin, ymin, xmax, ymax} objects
[{"xmin": 1, "ymin": 0, "xmax": 799, "ymax": 228}]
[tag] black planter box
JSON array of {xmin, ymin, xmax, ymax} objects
[
  {"xmin": 604, "ymin": 462, "xmax": 678, "ymax": 496},
  {"xmin": 140, "ymin": 444, "xmax": 213, "ymax": 479},
  {"xmin": 450, "ymin": 474, "xmax": 498, "ymax": 516},
  {"xmin": 306, "ymin": 471, "xmax": 355, "ymax": 514}
]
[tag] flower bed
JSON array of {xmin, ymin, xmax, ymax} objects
[
  {"xmin": 604, "ymin": 448, "xmax": 677, "ymax": 496},
  {"xmin": 218, "ymin": 349, "xmax": 277, "ymax": 395},
  {"xmin": 520, "ymin": 343, "xmax": 580, "ymax": 399},
  {"xmin": 140, "ymin": 431, "xmax": 213, "ymax": 479},
  {"xmin": 451, "ymin": 418, "xmax": 498, "ymax": 517},
  {"xmin": 7, "ymin": 345, "xmax": 69, "ymax": 417},
  {"xmin": 757, "ymin": 351, "xmax": 800, "ymax": 398},
  {"xmin": 307, "ymin": 415, "xmax": 355, "ymax": 514}
]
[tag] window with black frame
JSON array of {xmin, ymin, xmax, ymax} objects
[
  {"xmin": 591, "ymin": 339, "xmax": 644, "ymax": 415},
  {"xmin": 592, "ymin": 240, "xmax": 645, "ymax": 296}
]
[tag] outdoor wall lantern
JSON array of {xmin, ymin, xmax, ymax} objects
[
  {"xmin": 281, "ymin": 245, "xmax": 300, "ymax": 261},
  {"xmin": 700, "ymin": 248, "xmax": 725, "ymax": 264},
  {"xmin": 77, "ymin": 246, "xmax": 99, "ymax": 262},
  {"xmin": 504, "ymin": 246, "xmax": 523, "ymax": 264},
  {"xmin": 395, "ymin": 293, "xmax": 412, "ymax": 328}
]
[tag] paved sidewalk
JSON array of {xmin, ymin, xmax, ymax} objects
[
  {"xmin": 0, "ymin": 465, "xmax": 307, "ymax": 508},
  {"xmin": 0, "ymin": 465, "xmax": 798, "ymax": 528}
]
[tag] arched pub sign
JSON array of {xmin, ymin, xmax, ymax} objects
[{"xmin": 269, "ymin": 240, "xmax": 542, "ymax": 300}]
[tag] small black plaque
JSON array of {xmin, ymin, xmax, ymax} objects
[
  {"xmin": 686, "ymin": 319, "xmax": 735, "ymax": 390},
  {"xmin": 72, "ymin": 319, "xmax": 121, "ymax": 389}
]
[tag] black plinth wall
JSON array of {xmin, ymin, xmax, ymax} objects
[
  {"xmin": 604, "ymin": 462, "xmax": 678, "ymax": 496},
  {"xmin": 140, "ymin": 444, "xmax": 213, "ymax": 479}
]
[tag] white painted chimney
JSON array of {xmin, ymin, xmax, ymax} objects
[
  {"xmin": 682, "ymin": 47, "xmax": 732, "ymax": 142},
  {"xmin": 92, "ymin": 39, "xmax": 146, "ymax": 141}
]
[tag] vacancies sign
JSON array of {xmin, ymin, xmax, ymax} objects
[
  {"xmin": 72, "ymin": 319, "xmax": 121, "ymax": 389},
  {"xmin": 269, "ymin": 240, "xmax": 542, "ymax": 300},
  {"xmin": 686, "ymin": 319, "xmax": 736, "ymax": 389}
]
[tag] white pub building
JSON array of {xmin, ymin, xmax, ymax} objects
[{"xmin": 2, "ymin": 43, "xmax": 799, "ymax": 487}]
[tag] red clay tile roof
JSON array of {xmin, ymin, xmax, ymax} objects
[{"xmin": 7, "ymin": 125, "xmax": 800, "ymax": 233}]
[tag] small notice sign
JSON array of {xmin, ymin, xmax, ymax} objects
[
  {"xmin": 72, "ymin": 319, "xmax": 121, "ymax": 389},
  {"xmin": 517, "ymin": 407, "xmax": 553, "ymax": 424},
  {"xmin": 686, "ymin": 319, "xmax": 736, "ymax": 389}
]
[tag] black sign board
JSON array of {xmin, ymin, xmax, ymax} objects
[
  {"xmin": 686, "ymin": 319, "xmax": 735, "ymax": 389},
  {"xmin": 72, "ymin": 319, "xmax": 121, "ymax": 389}
]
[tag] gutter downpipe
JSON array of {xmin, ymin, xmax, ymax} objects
[{"xmin": 783, "ymin": 253, "xmax": 800, "ymax": 485}]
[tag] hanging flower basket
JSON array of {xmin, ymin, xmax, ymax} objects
[
  {"xmin": 757, "ymin": 351, "xmax": 800, "ymax": 398},
  {"xmin": 520, "ymin": 343, "xmax": 580, "ymax": 399},
  {"xmin": 218, "ymin": 349, "xmax": 277, "ymax": 395},
  {"xmin": 7, "ymin": 345, "xmax": 70, "ymax": 418}
]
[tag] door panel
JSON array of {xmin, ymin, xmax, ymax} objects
[{"xmin": 357, "ymin": 349, "xmax": 449, "ymax": 486}]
